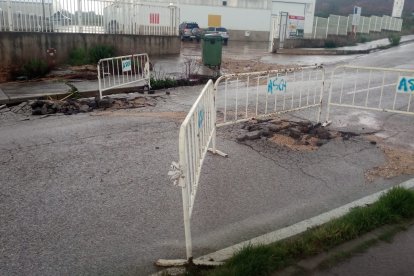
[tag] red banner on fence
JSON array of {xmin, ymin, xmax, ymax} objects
[{"xmin": 150, "ymin": 13, "xmax": 160, "ymax": 24}]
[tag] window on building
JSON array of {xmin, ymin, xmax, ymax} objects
[{"xmin": 223, "ymin": 1, "xmax": 227, "ymax": 6}]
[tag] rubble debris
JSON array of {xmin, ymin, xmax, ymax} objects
[
  {"xmin": 235, "ymin": 119, "xmax": 360, "ymax": 151},
  {"xmin": 28, "ymin": 96, "xmax": 158, "ymax": 116}
]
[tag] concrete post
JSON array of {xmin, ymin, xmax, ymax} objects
[
  {"xmin": 325, "ymin": 17, "xmax": 330, "ymax": 39},
  {"xmin": 336, "ymin": 16, "xmax": 340, "ymax": 35}
]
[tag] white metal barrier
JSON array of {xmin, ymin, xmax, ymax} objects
[
  {"xmin": 214, "ymin": 66, "xmax": 325, "ymax": 126},
  {"xmin": 170, "ymin": 80, "xmax": 227, "ymax": 260},
  {"xmin": 0, "ymin": 0, "xmax": 179, "ymax": 35},
  {"xmin": 326, "ymin": 65, "xmax": 414, "ymax": 121},
  {"xmin": 97, "ymin": 53, "xmax": 150, "ymax": 99}
]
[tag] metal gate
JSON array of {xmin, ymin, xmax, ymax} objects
[
  {"xmin": 326, "ymin": 65, "xmax": 414, "ymax": 121},
  {"xmin": 214, "ymin": 66, "xmax": 325, "ymax": 126}
]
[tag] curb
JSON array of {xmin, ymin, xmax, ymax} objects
[
  {"xmin": 195, "ymin": 178, "xmax": 414, "ymax": 263},
  {"xmin": 275, "ymin": 38, "xmax": 414, "ymax": 56},
  {"xmin": 0, "ymin": 85, "xmax": 147, "ymax": 105}
]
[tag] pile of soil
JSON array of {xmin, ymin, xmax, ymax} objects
[
  {"xmin": 221, "ymin": 58, "xmax": 300, "ymax": 74},
  {"xmin": 30, "ymin": 96, "xmax": 158, "ymax": 116},
  {"xmin": 236, "ymin": 118, "xmax": 358, "ymax": 151}
]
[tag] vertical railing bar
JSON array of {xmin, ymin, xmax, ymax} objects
[
  {"xmin": 392, "ymin": 72, "xmax": 401, "ymax": 110},
  {"xmin": 224, "ymin": 79, "xmax": 228, "ymax": 122},
  {"xmin": 235, "ymin": 78, "xmax": 239, "ymax": 121},
  {"xmin": 265, "ymin": 74, "xmax": 269, "ymax": 114},
  {"xmin": 282, "ymin": 71, "xmax": 287, "ymax": 110},
  {"xmin": 299, "ymin": 70, "xmax": 303, "ymax": 107},
  {"xmin": 313, "ymin": 70, "xmax": 318, "ymax": 105},
  {"xmin": 245, "ymin": 76, "xmax": 250, "ymax": 119},
  {"xmin": 352, "ymin": 69, "xmax": 358, "ymax": 106},
  {"xmin": 339, "ymin": 69, "xmax": 345, "ymax": 104},
  {"xmin": 291, "ymin": 71, "xmax": 295, "ymax": 109},
  {"xmin": 365, "ymin": 70, "xmax": 372, "ymax": 107},
  {"xmin": 306, "ymin": 70, "xmax": 311, "ymax": 106},
  {"xmin": 378, "ymin": 71, "xmax": 386, "ymax": 109},
  {"xmin": 256, "ymin": 76, "xmax": 259, "ymax": 116}
]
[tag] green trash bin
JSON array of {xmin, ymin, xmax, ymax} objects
[{"xmin": 202, "ymin": 34, "xmax": 223, "ymax": 69}]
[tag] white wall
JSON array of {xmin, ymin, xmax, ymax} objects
[
  {"xmin": 180, "ymin": 4, "xmax": 271, "ymax": 31},
  {"xmin": 271, "ymin": 0, "xmax": 315, "ymax": 35}
]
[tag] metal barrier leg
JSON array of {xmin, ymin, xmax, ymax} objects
[
  {"xmin": 182, "ymin": 183, "xmax": 193, "ymax": 262},
  {"xmin": 208, "ymin": 128, "xmax": 228, "ymax": 157}
]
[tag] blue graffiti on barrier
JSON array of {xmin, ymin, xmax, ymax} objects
[
  {"xmin": 397, "ymin": 77, "xmax": 414, "ymax": 94},
  {"xmin": 198, "ymin": 108, "xmax": 205, "ymax": 128},
  {"xmin": 268, "ymin": 77, "xmax": 287, "ymax": 94}
]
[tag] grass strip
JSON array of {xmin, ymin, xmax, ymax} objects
[{"xmin": 203, "ymin": 187, "xmax": 414, "ymax": 276}]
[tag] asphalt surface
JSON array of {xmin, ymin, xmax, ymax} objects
[{"xmin": 1, "ymin": 41, "xmax": 414, "ymax": 275}]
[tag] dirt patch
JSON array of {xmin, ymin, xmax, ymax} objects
[
  {"xmin": 221, "ymin": 58, "xmax": 300, "ymax": 74},
  {"xmin": 94, "ymin": 111, "xmax": 186, "ymax": 120},
  {"xmin": 364, "ymin": 135, "xmax": 414, "ymax": 182},
  {"xmin": 28, "ymin": 96, "xmax": 159, "ymax": 116},
  {"xmin": 235, "ymin": 118, "xmax": 358, "ymax": 151}
]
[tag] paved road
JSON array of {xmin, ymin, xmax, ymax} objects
[{"xmin": 1, "ymin": 43, "xmax": 414, "ymax": 275}]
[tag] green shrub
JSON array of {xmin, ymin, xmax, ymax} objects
[
  {"xmin": 69, "ymin": 48, "xmax": 89, "ymax": 66},
  {"xmin": 69, "ymin": 45, "xmax": 115, "ymax": 66},
  {"xmin": 357, "ymin": 35, "xmax": 371, "ymax": 43},
  {"xmin": 22, "ymin": 59, "xmax": 49, "ymax": 79},
  {"xmin": 150, "ymin": 77, "xmax": 177, "ymax": 90},
  {"xmin": 88, "ymin": 45, "xmax": 115, "ymax": 63},
  {"xmin": 324, "ymin": 40, "xmax": 337, "ymax": 48},
  {"xmin": 388, "ymin": 34, "xmax": 401, "ymax": 46}
]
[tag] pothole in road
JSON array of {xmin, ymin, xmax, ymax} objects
[{"xmin": 233, "ymin": 118, "xmax": 361, "ymax": 152}]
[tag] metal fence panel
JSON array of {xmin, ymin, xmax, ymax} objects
[
  {"xmin": 97, "ymin": 53, "xmax": 150, "ymax": 99},
  {"xmin": 175, "ymin": 80, "xmax": 227, "ymax": 260},
  {"xmin": 0, "ymin": 0, "xmax": 179, "ymax": 35},
  {"xmin": 326, "ymin": 66, "xmax": 414, "ymax": 121},
  {"xmin": 214, "ymin": 66, "xmax": 325, "ymax": 126}
]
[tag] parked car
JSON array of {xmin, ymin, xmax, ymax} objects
[
  {"xmin": 179, "ymin": 22, "xmax": 202, "ymax": 42},
  {"xmin": 205, "ymin": 27, "xmax": 229, "ymax": 44}
]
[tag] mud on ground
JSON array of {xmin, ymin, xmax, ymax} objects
[
  {"xmin": 364, "ymin": 135, "xmax": 414, "ymax": 182},
  {"xmin": 221, "ymin": 58, "xmax": 300, "ymax": 74}
]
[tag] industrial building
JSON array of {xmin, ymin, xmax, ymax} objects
[{"xmin": 149, "ymin": 0, "xmax": 317, "ymax": 41}]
